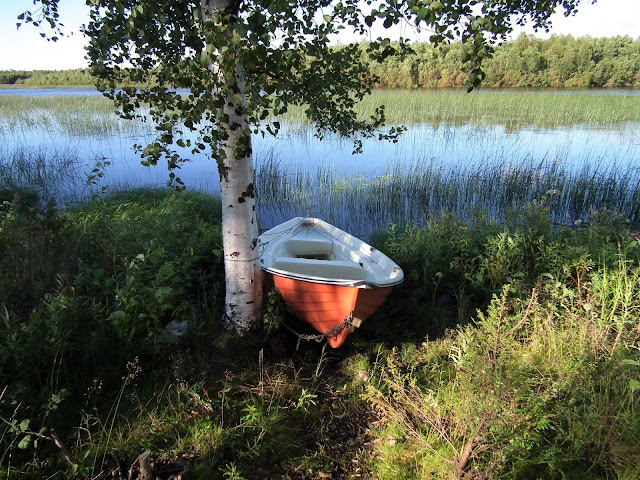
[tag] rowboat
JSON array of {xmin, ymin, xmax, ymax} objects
[{"xmin": 258, "ymin": 217, "xmax": 404, "ymax": 347}]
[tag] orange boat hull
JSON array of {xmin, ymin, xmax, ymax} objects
[{"xmin": 272, "ymin": 274, "xmax": 393, "ymax": 348}]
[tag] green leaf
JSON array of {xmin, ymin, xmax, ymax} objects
[
  {"xmin": 19, "ymin": 419, "xmax": 30, "ymax": 431},
  {"xmin": 621, "ymin": 359, "xmax": 640, "ymax": 367},
  {"xmin": 18, "ymin": 435, "xmax": 32, "ymax": 450},
  {"xmin": 200, "ymin": 52, "xmax": 212, "ymax": 68},
  {"xmin": 109, "ymin": 310, "xmax": 127, "ymax": 323}
]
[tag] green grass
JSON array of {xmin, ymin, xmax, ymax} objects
[
  {"xmin": 4, "ymin": 88, "xmax": 634, "ymax": 135},
  {"xmin": 2, "ymin": 188, "xmax": 640, "ymax": 479},
  {"xmin": 1, "ymin": 88, "xmax": 640, "ymax": 478},
  {"xmin": 0, "ymin": 95, "xmax": 151, "ymax": 136},
  {"xmin": 280, "ymin": 89, "xmax": 640, "ymax": 129}
]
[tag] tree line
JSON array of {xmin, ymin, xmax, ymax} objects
[
  {"xmin": 0, "ymin": 69, "xmax": 94, "ymax": 86},
  {"xmin": 362, "ymin": 34, "xmax": 640, "ymax": 88},
  {"xmin": 2, "ymin": 34, "xmax": 639, "ymax": 89}
]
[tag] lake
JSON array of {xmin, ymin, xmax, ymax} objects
[{"xmin": 1, "ymin": 88, "xmax": 639, "ymax": 236}]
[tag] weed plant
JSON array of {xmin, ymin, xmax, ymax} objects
[
  {"xmin": 361, "ymin": 204, "xmax": 640, "ymax": 479},
  {"xmin": 2, "ymin": 190, "xmax": 640, "ymax": 479}
]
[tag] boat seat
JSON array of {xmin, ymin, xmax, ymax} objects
[
  {"xmin": 272, "ymin": 257, "xmax": 364, "ymax": 281},
  {"xmin": 285, "ymin": 238, "xmax": 334, "ymax": 257}
]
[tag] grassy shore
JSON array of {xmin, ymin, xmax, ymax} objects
[
  {"xmin": 0, "ymin": 95, "xmax": 150, "ymax": 136},
  {"xmin": 360, "ymin": 89, "xmax": 640, "ymax": 127},
  {"xmin": 1, "ymin": 188, "xmax": 640, "ymax": 479},
  {"xmin": 278, "ymin": 89, "xmax": 640, "ymax": 128},
  {"xmin": 2, "ymin": 89, "xmax": 638, "ymax": 134}
]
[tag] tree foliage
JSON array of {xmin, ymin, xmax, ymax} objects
[
  {"xmin": 4, "ymin": 34, "xmax": 640, "ymax": 89},
  {"xmin": 75, "ymin": 0, "xmax": 407, "ymax": 180},
  {"xmin": 364, "ymin": 34, "xmax": 640, "ymax": 88}
]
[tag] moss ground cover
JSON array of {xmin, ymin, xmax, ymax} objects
[{"xmin": 1, "ymin": 187, "xmax": 640, "ymax": 479}]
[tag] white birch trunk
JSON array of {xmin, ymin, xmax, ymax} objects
[{"xmin": 202, "ymin": 0, "xmax": 262, "ymax": 334}]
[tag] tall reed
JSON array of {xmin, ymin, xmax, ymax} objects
[
  {"xmin": 280, "ymin": 90, "xmax": 640, "ymax": 129},
  {"xmin": 255, "ymin": 152, "xmax": 640, "ymax": 238},
  {"xmin": 0, "ymin": 95, "xmax": 151, "ymax": 136},
  {"xmin": 0, "ymin": 146, "xmax": 86, "ymax": 202}
]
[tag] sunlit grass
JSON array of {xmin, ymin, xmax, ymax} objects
[
  {"xmin": 2, "ymin": 88, "xmax": 638, "ymax": 134},
  {"xmin": 0, "ymin": 95, "xmax": 151, "ymax": 136},
  {"xmin": 281, "ymin": 89, "xmax": 640, "ymax": 129}
]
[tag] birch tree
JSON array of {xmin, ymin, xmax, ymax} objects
[{"xmin": 20, "ymin": 0, "xmax": 591, "ymax": 334}]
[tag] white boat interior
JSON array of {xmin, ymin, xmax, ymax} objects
[{"xmin": 259, "ymin": 217, "xmax": 404, "ymax": 288}]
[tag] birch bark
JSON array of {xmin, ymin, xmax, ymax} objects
[{"xmin": 202, "ymin": 0, "xmax": 262, "ymax": 334}]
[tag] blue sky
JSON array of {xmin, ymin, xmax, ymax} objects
[{"xmin": 1, "ymin": 0, "xmax": 639, "ymax": 71}]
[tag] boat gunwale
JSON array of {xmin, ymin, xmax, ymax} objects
[{"xmin": 262, "ymin": 267, "xmax": 404, "ymax": 289}]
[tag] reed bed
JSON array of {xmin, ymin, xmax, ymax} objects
[
  {"xmin": 2, "ymin": 90, "xmax": 638, "ymax": 236},
  {"xmin": 255, "ymin": 153, "xmax": 640, "ymax": 238},
  {"xmin": 0, "ymin": 146, "xmax": 88, "ymax": 202},
  {"xmin": 3, "ymin": 89, "xmax": 637, "ymax": 133},
  {"xmin": 0, "ymin": 95, "xmax": 151, "ymax": 136},
  {"xmin": 281, "ymin": 89, "xmax": 640, "ymax": 129}
]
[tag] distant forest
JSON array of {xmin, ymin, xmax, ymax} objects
[
  {"xmin": 2, "ymin": 34, "xmax": 639, "ymax": 89},
  {"xmin": 366, "ymin": 34, "xmax": 640, "ymax": 88}
]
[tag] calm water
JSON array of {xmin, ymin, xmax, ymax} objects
[{"xmin": 2, "ymin": 88, "xmax": 640, "ymax": 234}]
